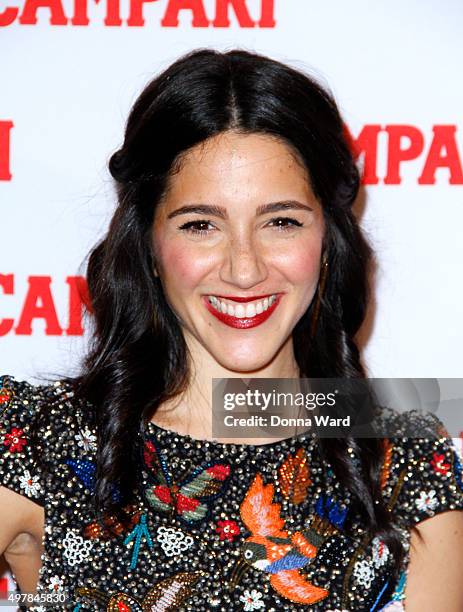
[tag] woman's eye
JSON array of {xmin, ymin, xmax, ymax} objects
[
  {"xmin": 178, "ymin": 220, "xmax": 215, "ymax": 235},
  {"xmin": 267, "ymin": 217, "xmax": 303, "ymax": 231}
]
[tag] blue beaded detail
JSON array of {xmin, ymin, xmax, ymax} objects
[
  {"xmin": 391, "ymin": 570, "xmax": 406, "ymax": 601},
  {"xmin": 453, "ymin": 450, "xmax": 463, "ymax": 490},
  {"xmin": 370, "ymin": 578, "xmax": 389, "ymax": 611},
  {"xmin": 315, "ymin": 494, "xmax": 348, "ymax": 528},
  {"xmin": 66, "ymin": 459, "xmax": 95, "ymax": 490}
]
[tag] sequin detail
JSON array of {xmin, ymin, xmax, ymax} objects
[{"xmin": 1, "ymin": 374, "xmax": 463, "ymax": 610}]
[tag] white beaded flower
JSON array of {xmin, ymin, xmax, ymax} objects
[
  {"xmin": 75, "ymin": 427, "xmax": 97, "ymax": 452},
  {"xmin": 353, "ymin": 559, "xmax": 375, "ymax": 589},
  {"xmin": 62, "ymin": 529, "xmax": 93, "ymax": 566},
  {"xmin": 19, "ymin": 469, "xmax": 41, "ymax": 498},
  {"xmin": 49, "ymin": 576, "xmax": 64, "ymax": 592},
  {"xmin": 415, "ymin": 489, "xmax": 438, "ymax": 512},
  {"xmin": 239, "ymin": 589, "xmax": 265, "ymax": 611},
  {"xmin": 156, "ymin": 526, "xmax": 194, "ymax": 558},
  {"xmin": 372, "ymin": 536, "xmax": 390, "ymax": 568}
]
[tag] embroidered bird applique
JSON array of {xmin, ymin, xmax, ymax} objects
[
  {"xmin": 76, "ymin": 571, "xmax": 202, "ymax": 611},
  {"xmin": 238, "ymin": 473, "xmax": 335, "ymax": 605}
]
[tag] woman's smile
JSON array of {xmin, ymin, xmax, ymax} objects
[{"xmin": 203, "ymin": 293, "xmax": 282, "ymax": 329}]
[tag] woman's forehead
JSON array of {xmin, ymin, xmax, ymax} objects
[
  {"xmin": 159, "ymin": 131, "xmax": 315, "ymax": 210},
  {"xmin": 179, "ymin": 131, "xmax": 304, "ymax": 171}
]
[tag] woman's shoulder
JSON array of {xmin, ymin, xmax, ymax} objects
[
  {"xmin": 379, "ymin": 409, "xmax": 463, "ymax": 529},
  {"xmin": 0, "ymin": 373, "xmax": 94, "ymax": 505},
  {"xmin": 0, "ymin": 373, "xmax": 89, "ymax": 434}
]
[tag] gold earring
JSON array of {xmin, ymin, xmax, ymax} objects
[{"xmin": 310, "ymin": 253, "xmax": 328, "ymax": 339}]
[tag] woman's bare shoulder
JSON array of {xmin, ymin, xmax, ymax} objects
[
  {"xmin": 405, "ymin": 509, "xmax": 463, "ymax": 610},
  {"xmin": 0, "ymin": 373, "xmax": 90, "ymax": 517}
]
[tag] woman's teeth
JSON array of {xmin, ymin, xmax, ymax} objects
[{"xmin": 208, "ymin": 295, "xmax": 277, "ymax": 318}]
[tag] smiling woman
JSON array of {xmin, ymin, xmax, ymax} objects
[
  {"xmin": 1, "ymin": 48, "xmax": 463, "ymax": 612},
  {"xmin": 151, "ymin": 131, "xmax": 324, "ymax": 374}
]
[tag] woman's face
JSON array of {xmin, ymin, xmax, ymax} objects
[{"xmin": 152, "ymin": 131, "xmax": 325, "ymax": 373}]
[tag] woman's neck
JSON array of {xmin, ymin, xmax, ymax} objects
[{"xmin": 151, "ymin": 333, "xmax": 300, "ymax": 442}]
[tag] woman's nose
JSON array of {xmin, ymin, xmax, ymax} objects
[{"xmin": 219, "ymin": 235, "xmax": 268, "ymax": 289}]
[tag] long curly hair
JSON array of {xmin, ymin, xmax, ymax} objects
[{"xmin": 66, "ymin": 48, "xmax": 403, "ymax": 572}]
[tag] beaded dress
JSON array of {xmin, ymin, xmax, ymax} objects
[{"xmin": 1, "ymin": 374, "xmax": 463, "ymax": 612}]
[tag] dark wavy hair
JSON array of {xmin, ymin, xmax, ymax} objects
[{"xmin": 67, "ymin": 48, "xmax": 404, "ymax": 573}]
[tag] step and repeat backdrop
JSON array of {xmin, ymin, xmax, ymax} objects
[{"xmin": 1, "ymin": 0, "xmax": 463, "ymax": 606}]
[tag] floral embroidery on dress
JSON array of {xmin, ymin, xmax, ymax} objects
[
  {"xmin": 216, "ymin": 519, "xmax": 240, "ymax": 542},
  {"xmin": 63, "ymin": 530, "xmax": 94, "ymax": 566},
  {"xmin": 239, "ymin": 473, "xmax": 329, "ymax": 604},
  {"xmin": 3, "ymin": 427, "xmax": 27, "ymax": 453},
  {"xmin": 156, "ymin": 526, "xmax": 195, "ymax": 558},
  {"xmin": 75, "ymin": 428, "xmax": 97, "ymax": 453},
  {"xmin": 353, "ymin": 559, "xmax": 375, "ymax": 589},
  {"xmin": 3, "ymin": 377, "xmax": 463, "ymax": 611},
  {"xmin": 415, "ymin": 489, "xmax": 438, "ymax": 512},
  {"xmin": 430, "ymin": 452, "xmax": 451, "ymax": 475},
  {"xmin": 49, "ymin": 575, "xmax": 65, "ymax": 592},
  {"xmin": 239, "ymin": 589, "xmax": 265, "ymax": 610},
  {"xmin": 19, "ymin": 469, "xmax": 41, "ymax": 497}
]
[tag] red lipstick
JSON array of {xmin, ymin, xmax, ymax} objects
[{"xmin": 203, "ymin": 295, "xmax": 282, "ymax": 329}]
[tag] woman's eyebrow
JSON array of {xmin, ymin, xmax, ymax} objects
[
  {"xmin": 167, "ymin": 204, "xmax": 227, "ymax": 219},
  {"xmin": 167, "ymin": 200, "xmax": 314, "ymax": 220},
  {"xmin": 256, "ymin": 201, "xmax": 314, "ymax": 215}
]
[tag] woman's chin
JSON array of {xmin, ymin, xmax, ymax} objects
[{"xmin": 212, "ymin": 349, "xmax": 277, "ymax": 375}]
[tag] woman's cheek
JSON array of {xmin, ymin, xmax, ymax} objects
[
  {"xmin": 273, "ymin": 242, "xmax": 322, "ymax": 283},
  {"xmin": 159, "ymin": 241, "xmax": 214, "ymax": 289}
]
